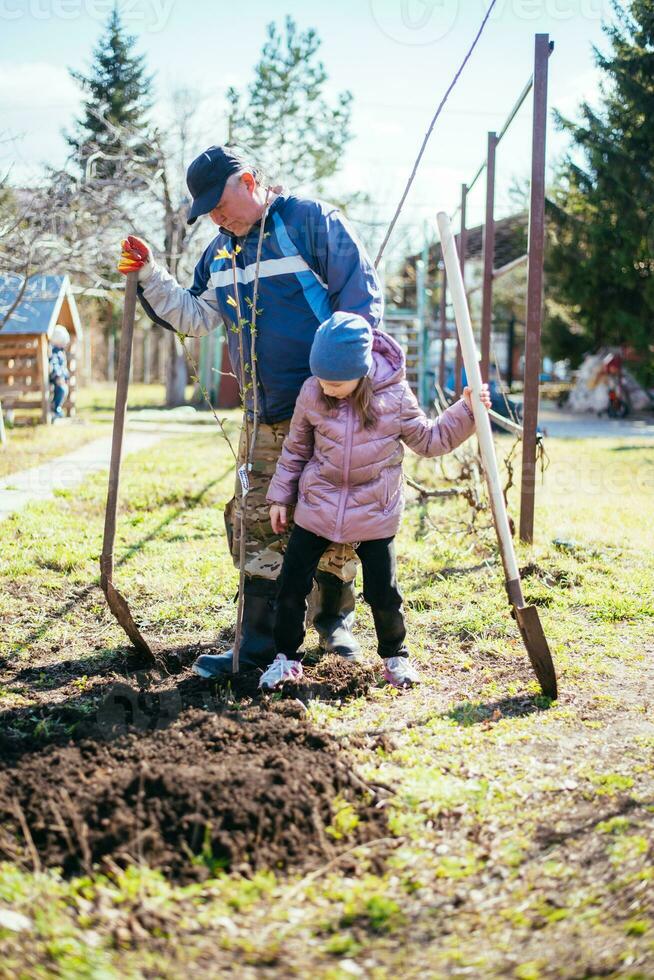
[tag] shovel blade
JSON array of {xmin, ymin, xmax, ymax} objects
[
  {"xmin": 513, "ymin": 603, "xmax": 558, "ymax": 699},
  {"xmin": 102, "ymin": 579, "xmax": 155, "ymax": 663}
]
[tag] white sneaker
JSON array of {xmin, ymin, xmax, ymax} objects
[
  {"xmin": 258, "ymin": 654, "xmax": 304, "ymax": 692},
  {"xmin": 383, "ymin": 656, "xmax": 420, "ymax": 689}
]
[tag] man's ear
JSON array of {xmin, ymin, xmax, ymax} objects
[{"xmin": 240, "ymin": 171, "xmax": 256, "ymax": 193}]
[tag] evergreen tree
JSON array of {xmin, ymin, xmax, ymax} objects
[
  {"xmin": 227, "ymin": 17, "xmax": 353, "ymax": 190},
  {"xmin": 547, "ymin": 1, "xmax": 654, "ymax": 383},
  {"xmin": 66, "ymin": 5, "xmax": 154, "ymax": 179}
]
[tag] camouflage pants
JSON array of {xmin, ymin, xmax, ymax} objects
[{"xmin": 224, "ymin": 419, "xmax": 359, "ymax": 583}]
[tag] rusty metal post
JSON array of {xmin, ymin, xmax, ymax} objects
[
  {"xmin": 520, "ymin": 34, "xmax": 550, "ymax": 543},
  {"xmin": 481, "ymin": 131, "xmax": 497, "ymax": 381},
  {"xmin": 438, "ymin": 261, "xmax": 447, "ymax": 390},
  {"xmin": 455, "ymin": 183, "xmax": 467, "ymax": 395}
]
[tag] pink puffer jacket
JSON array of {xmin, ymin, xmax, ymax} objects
[{"xmin": 266, "ymin": 330, "xmax": 476, "ymax": 543}]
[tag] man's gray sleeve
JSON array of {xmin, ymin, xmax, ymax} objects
[{"xmin": 137, "ymin": 244, "xmax": 223, "ymax": 338}]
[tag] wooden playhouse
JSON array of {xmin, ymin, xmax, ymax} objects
[{"xmin": 0, "ymin": 274, "xmax": 83, "ymax": 423}]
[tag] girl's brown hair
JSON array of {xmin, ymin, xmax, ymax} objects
[{"xmin": 319, "ymin": 376, "xmax": 379, "ymax": 430}]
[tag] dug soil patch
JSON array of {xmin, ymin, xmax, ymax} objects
[
  {"xmin": 159, "ymin": 648, "xmax": 378, "ymax": 704},
  {"xmin": 0, "ymin": 704, "xmax": 388, "ymax": 882},
  {"xmin": 294, "ymin": 656, "xmax": 377, "ymax": 701}
]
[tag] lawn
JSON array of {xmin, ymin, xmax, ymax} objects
[
  {"xmin": 0, "ymin": 383, "xmax": 199, "ymax": 479},
  {"xmin": 0, "ymin": 419, "xmax": 111, "ymax": 480},
  {"xmin": 0, "ymin": 421, "xmax": 652, "ymax": 979},
  {"xmin": 74, "ymin": 382, "xmax": 196, "ymax": 415}
]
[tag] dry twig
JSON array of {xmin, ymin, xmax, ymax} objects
[{"xmin": 12, "ymin": 798, "xmax": 41, "ymax": 873}]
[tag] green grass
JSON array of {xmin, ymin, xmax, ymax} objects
[
  {"xmin": 0, "ymin": 382, "xmax": 198, "ymax": 479},
  {"xmin": 0, "ymin": 427, "xmax": 653, "ymax": 977},
  {"xmin": 0, "ymin": 418, "xmax": 111, "ymax": 479},
  {"xmin": 75, "ymin": 381, "xmax": 195, "ymax": 415}
]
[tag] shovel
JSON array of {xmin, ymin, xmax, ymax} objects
[
  {"xmin": 436, "ymin": 211, "xmax": 557, "ymax": 699},
  {"xmin": 100, "ymin": 272, "xmax": 155, "ymax": 664}
]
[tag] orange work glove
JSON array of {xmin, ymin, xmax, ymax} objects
[{"xmin": 117, "ymin": 235, "xmax": 154, "ymax": 281}]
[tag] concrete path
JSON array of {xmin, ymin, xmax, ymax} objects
[
  {"xmin": 0, "ymin": 431, "xmax": 162, "ymax": 523},
  {"xmin": 538, "ymin": 401, "xmax": 654, "ymax": 439}
]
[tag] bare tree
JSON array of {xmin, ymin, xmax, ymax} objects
[
  {"xmin": 2, "ymin": 94, "xmax": 205, "ymax": 405},
  {"xmin": 0, "ymin": 170, "xmax": 129, "ymax": 329},
  {"xmin": 77, "ymin": 96, "xmax": 205, "ymax": 405}
]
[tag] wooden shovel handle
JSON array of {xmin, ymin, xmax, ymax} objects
[
  {"xmin": 101, "ymin": 272, "xmax": 138, "ymax": 578},
  {"xmin": 436, "ymin": 212, "xmax": 524, "ymax": 602}
]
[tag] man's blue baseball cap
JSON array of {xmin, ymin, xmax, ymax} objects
[{"xmin": 185, "ymin": 145, "xmax": 246, "ymax": 225}]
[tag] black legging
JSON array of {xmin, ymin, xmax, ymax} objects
[{"xmin": 274, "ymin": 525, "xmax": 409, "ymax": 659}]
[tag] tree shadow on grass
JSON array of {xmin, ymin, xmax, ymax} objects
[
  {"xmin": 5, "ymin": 646, "xmax": 153, "ymax": 692},
  {"xmin": 445, "ymin": 694, "xmax": 553, "ymax": 726},
  {"xmin": 609, "ymin": 444, "xmax": 654, "ymax": 452},
  {"xmin": 4, "ymin": 631, "xmax": 234, "ymax": 694},
  {"xmin": 0, "ymin": 641, "xmax": 374, "ymax": 764},
  {"xmin": 441, "ymin": 561, "xmax": 498, "ymax": 577},
  {"xmin": 3, "ymin": 469, "xmax": 232, "ymax": 668},
  {"xmin": 0, "ymin": 656, "xmax": 255, "ymax": 765},
  {"xmin": 534, "ymin": 796, "xmax": 649, "ymax": 848},
  {"xmin": 427, "ymin": 560, "xmax": 499, "ymax": 582},
  {"xmin": 357, "ymin": 693, "xmax": 552, "ymax": 740}
]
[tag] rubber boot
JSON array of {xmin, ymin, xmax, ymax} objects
[
  {"xmin": 311, "ymin": 570, "xmax": 361, "ymax": 660},
  {"xmin": 192, "ymin": 577, "xmax": 278, "ymax": 677}
]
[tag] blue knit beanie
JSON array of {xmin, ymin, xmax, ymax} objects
[{"xmin": 309, "ymin": 312, "xmax": 373, "ymax": 382}]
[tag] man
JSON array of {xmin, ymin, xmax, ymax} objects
[{"xmin": 118, "ymin": 144, "xmax": 383, "ymax": 676}]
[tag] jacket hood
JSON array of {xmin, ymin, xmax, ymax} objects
[{"xmin": 370, "ymin": 329, "xmax": 405, "ymax": 391}]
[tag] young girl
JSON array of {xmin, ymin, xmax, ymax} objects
[{"xmin": 260, "ymin": 312, "xmax": 491, "ymax": 691}]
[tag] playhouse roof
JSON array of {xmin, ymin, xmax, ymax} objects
[{"xmin": 0, "ymin": 274, "xmax": 82, "ymax": 339}]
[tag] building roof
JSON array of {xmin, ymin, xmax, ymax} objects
[
  {"xmin": 391, "ymin": 211, "xmax": 530, "ymax": 312},
  {"xmin": 0, "ymin": 274, "xmax": 82, "ymax": 338}
]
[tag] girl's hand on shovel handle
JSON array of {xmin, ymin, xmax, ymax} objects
[
  {"xmin": 463, "ymin": 383, "xmax": 492, "ymax": 413},
  {"xmin": 117, "ymin": 235, "xmax": 154, "ymax": 282}
]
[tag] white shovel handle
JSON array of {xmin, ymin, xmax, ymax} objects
[{"xmin": 436, "ymin": 211, "xmax": 520, "ymax": 583}]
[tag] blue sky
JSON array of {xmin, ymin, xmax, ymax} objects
[{"xmin": 0, "ymin": 0, "xmax": 613, "ymax": 261}]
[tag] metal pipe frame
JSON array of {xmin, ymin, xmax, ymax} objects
[
  {"xmin": 466, "ymin": 253, "xmax": 528, "ymax": 296},
  {"xmin": 480, "ymin": 131, "xmax": 498, "ymax": 381},
  {"xmin": 455, "ymin": 183, "xmax": 467, "ymax": 396},
  {"xmin": 460, "ymin": 40, "xmax": 554, "ymax": 200}
]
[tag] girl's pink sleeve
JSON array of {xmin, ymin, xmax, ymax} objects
[
  {"xmin": 266, "ymin": 382, "xmax": 315, "ymax": 505},
  {"xmin": 399, "ymin": 382, "xmax": 475, "ymax": 457}
]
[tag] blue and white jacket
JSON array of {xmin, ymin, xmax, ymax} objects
[
  {"xmin": 138, "ymin": 193, "xmax": 384, "ymax": 424},
  {"xmin": 49, "ymin": 347, "xmax": 69, "ymax": 384}
]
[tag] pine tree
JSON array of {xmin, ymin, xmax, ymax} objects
[
  {"xmin": 546, "ymin": 0, "xmax": 654, "ymax": 383},
  {"xmin": 227, "ymin": 17, "xmax": 353, "ymax": 190},
  {"xmin": 66, "ymin": 5, "xmax": 154, "ymax": 179}
]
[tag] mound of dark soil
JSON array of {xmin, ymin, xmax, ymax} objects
[
  {"xmin": 200, "ymin": 654, "xmax": 377, "ymax": 703},
  {"xmin": 0, "ymin": 653, "xmax": 381, "ymax": 771},
  {"xmin": 0, "ymin": 704, "xmax": 388, "ymax": 882},
  {"xmin": 294, "ymin": 656, "xmax": 377, "ymax": 701},
  {"xmin": 163, "ymin": 650, "xmax": 379, "ymax": 704}
]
